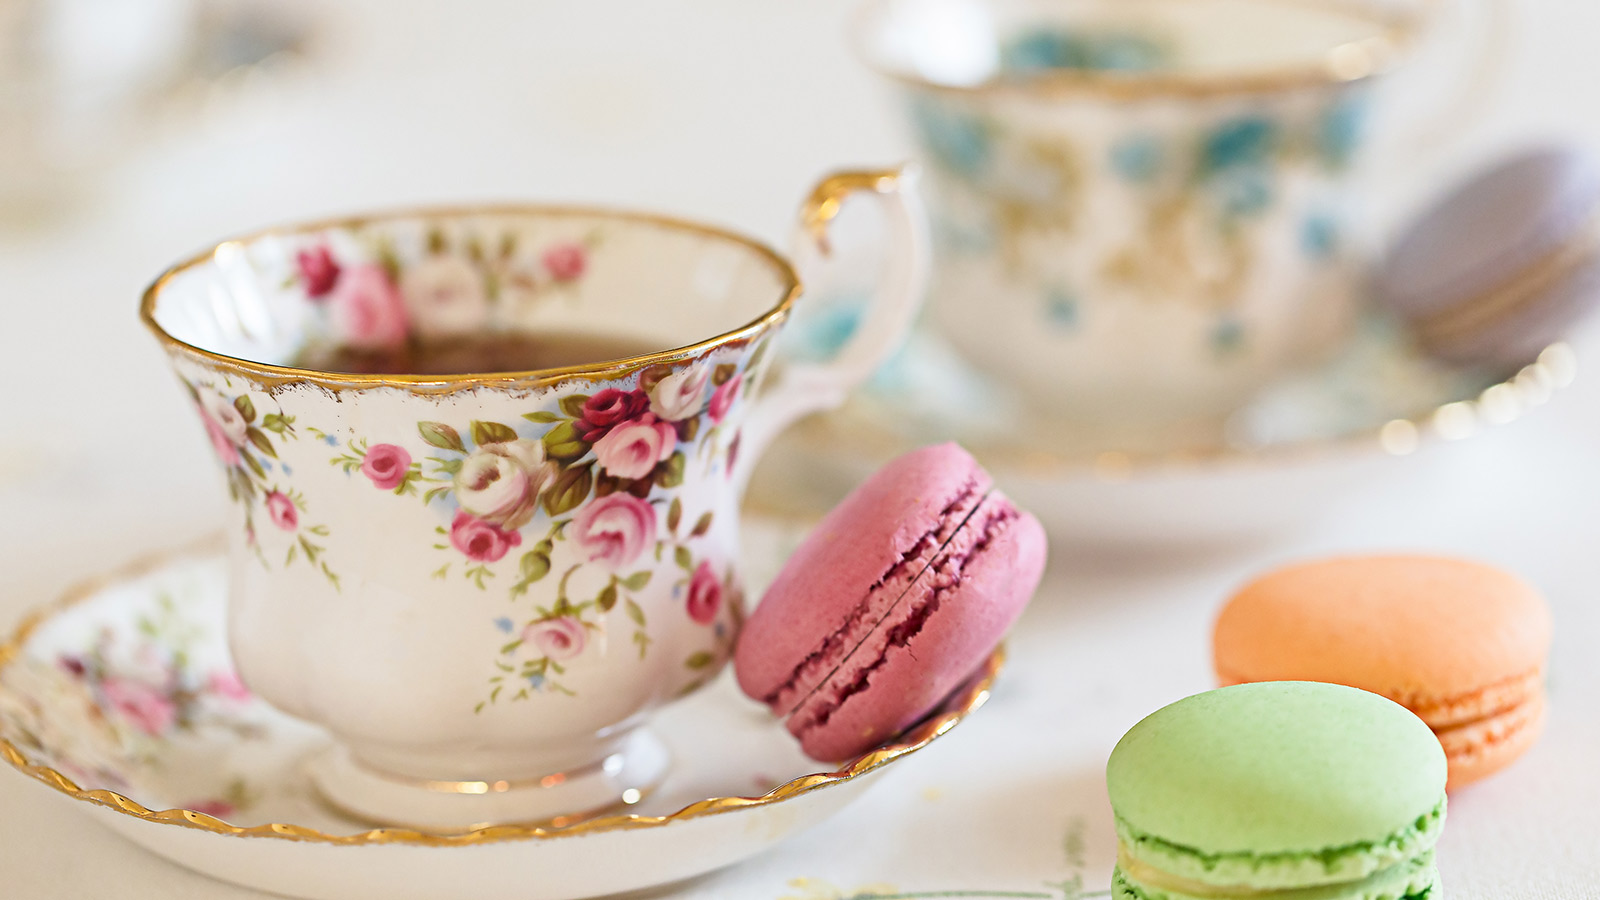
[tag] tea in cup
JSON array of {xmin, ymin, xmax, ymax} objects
[
  {"xmin": 140, "ymin": 170, "xmax": 928, "ymax": 829},
  {"xmin": 856, "ymin": 0, "xmax": 1422, "ymax": 442}
]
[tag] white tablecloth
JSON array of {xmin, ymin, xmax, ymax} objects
[{"xmin": 1, "ymin": 2, "xmax": 1597, "ymax": 897}]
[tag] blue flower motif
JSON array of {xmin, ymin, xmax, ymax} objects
[
  {"xmin": 1316, "ymin": 92, "xmax": 1370, "ymax": 170},
  {"xmin": 1201, "ymin": 116, "xmax": 1277, "ymax": 176},
  {"xmin": 1002, "ymin": 27, "xmax": 1167, "ymax": 72},
  {"xmin": 1004, "ymin": 29, "xmax": 1090, "ymax": 70},
  {"xmin": 281, "ymin": 463, "xmax": 293, "ymax": 475},
  {"xmin": 494, "ymin": 617, "xmax": 514, "ymax": 634},
  {"xmin": 527, "ymin": 673, "xmax": 544, "ymax": 689},
  {"xmin": 1092, "ymin": 33, "xmax": 1169, "ymax": 71},
  {"xmin": 260, "ymin": 459, "xmax": 273, "ymax": 472},
  {"xmin": 322, "ymin": 434, "xmax": 338, "ymax": 447},
  {"xmin": 1110, "ymin": 134, "xmax": 1163, "ymax": 183},
  {"xmin": 1045, "ymin": 287, "xmax": 1079, "ymax": 329},
  {"xmin": 1301, "ymin": 212, "xmax": 1340, "ymax": 260},
  {"xmin": 911, "ymin": 97, "xmax": 992, "ymax": 179},
  {"xmin": 1211, "ymin": 315, "xmax": 1246, "ymax": 355},
  {"xmin": 1216, "ymin": 169, "xmax": 1273, "ymax": 218}
]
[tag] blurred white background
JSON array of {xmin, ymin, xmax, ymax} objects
[{"xmin": 2, "ymin": 1, "xmax": 1598, "ymax": 897}]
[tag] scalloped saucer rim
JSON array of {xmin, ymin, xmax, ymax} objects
[{"xmin": 0, "ymin": 530, "xmax": 1001, "ymax": 899}]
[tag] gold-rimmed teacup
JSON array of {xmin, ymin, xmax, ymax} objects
[
  {"xmin": 138, "ymin": 169, "xmax": 929, "ymax": 830},
  {"xmin": 855, "ymin": 0, "xmax": 1425, "ymax": 443}
]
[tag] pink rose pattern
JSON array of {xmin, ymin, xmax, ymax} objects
[
  {"xmin": 296, "ymin": 245, "xmax": 341, "ymax": 298},
  {"xmin": 686, "ymin": 561, "xmax": 723, "ymax": 625},
  {"xmin": 573, "ymin": 388, "xmax": 650, "ymax": 442},
  {"xmin": 207, "ymin": 671, "xmax": 252, "ymax": 703},
  {"xmin": 708, "ymin": 374, "xmax": 742, "ymax": 424},
  {"xmin": 186, "ymin": 381, "xmax": 339, "ymax": 589},
  {"xmin": 41, "ymin": 606, "xmax": 267, "ymax": 817},
  {"xmin": 328, "ymin": 264, "xmax": 409, "ymax": 350},
  {"xmin": 571, "ymin": 493, "xmax": 656, "ymax": 567},
  {"xmin": 450, "ymin": 511, "xmax": 522, "ymax": 562},
  {"xmin": 360, "ymin": 443, "xmax": 412, "ymax": 490},
  {"xmin": 592, "ymin": 414, "xmax": 678, "ymax": 480},
  {"xmin": 326, "ymin": 349, "xmax": 759, "ymax": 706},
  {"xmin": 101, "ymin": 678, "xmax": 178, "ymax": 736},
  {"xmin": 263, "ymin": 236, "xmax": 762, "ymax": 705},
  {"xmin": 295, "ymin": 235, "xmax": 596, "ymax": 349},
  {"xmin": 542, "ymin": 242, "xmax": 587, "ymax": 282},
  {"xmin": 200, "ymin": 410, "xmax": 242, "ymax": 467},
  {"xmin": 523, "ymin": 617, "xmax": 587, "ymax": 662},
  {"xmin": 264, "ymin": 491, "xmax": 298, "ymax": 531}
]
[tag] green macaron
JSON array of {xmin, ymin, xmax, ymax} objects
[{"xmin": 1106, "ymin": 682, "xmax": 1447, "ymax": 900}]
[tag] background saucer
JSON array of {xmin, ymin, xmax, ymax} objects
[{"xmin": 751, "ymin": 319, "xmax": 1577, "ymax": 547}]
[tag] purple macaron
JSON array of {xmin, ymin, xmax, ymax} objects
[
  {"xmin": 734, "ymin": 443, "xmax": 1047, "ymax": 762},
  {"xmin": 1379, "ymin": 145, "xmax": 1600, "ymax": 368}
]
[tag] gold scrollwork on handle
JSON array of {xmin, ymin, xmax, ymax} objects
[{"xmin": 800, "ymin": 167, "xmax": 909, "ymax": 256}]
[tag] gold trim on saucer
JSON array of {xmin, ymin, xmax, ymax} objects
[
  {"xmin": 139, "ymin": 203, "xmax": 805, "ymax": 396},
  {"xmin": 780, "ymin": 343, "xmax": 1576, "ymax": 482},
  {"xmin": 0, "ymin": 543, "xmax": 1002, "ymax": 847},
  {"xmin": 852, "ymin": 0, "xmax": 1424, "ymax": 100}
]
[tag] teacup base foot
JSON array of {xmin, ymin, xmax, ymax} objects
[{"xmin": 305, "ymin": 730, "xmax": 670, "ymax": 832}]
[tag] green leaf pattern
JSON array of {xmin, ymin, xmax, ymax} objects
[
  {"xmin": 189, "ymin": 380, "xmax": 339, "ymax": 589},
  {"xmin": 313, "ymin": 342, "xmax": 763, "ymax": 709}
]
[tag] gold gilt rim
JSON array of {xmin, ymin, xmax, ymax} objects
[
  {"xmin": 138, "ymin": 203, "xmax": 805, "ymax": 395},
  {"xmin": 0, "ymin": 542, "xmax": 1002, "ymax": 846},
  {"xmin": 851, "ymin": 0, "xmax": 1425, "ymax": 99}
]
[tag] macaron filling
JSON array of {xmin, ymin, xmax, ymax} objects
[
  {"xmin": 1215, "ymin": 667, "xmax": 1548, "ymax": 787},
  {"xmin": 758, "ymin": 474, "xmax": 990, "ymax": 716},
  {"xmin": 1436, "ymin": 691, "xmax": 1547, "ymax": 788},
  {"xmin": 1113, "ymin": 795, "xmax": 1446, "ymax": 889},
  {"xmin": 1112, "ymin": 850, "xmax": 1438, "ymax": 900},
  {"xmin": 1407, "ymin": 205, "xmax": 1600, "ymax": 355},
  {"xmin": 784, "ymin": 493, "xmax": 1021, "ymax": 740},
  {"xmin": 1401, "ymin": 666, "xmax": 1545, "ymax": 728}
]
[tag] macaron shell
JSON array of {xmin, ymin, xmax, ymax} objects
[
  {"xmin": 1213, "ymin": 556, "xmax": 1552, "ymax": 718},
  {"xmin": 1418, "ymin": 248, "xmax": 1600, "ymax": 368},
  {"xmin": 790, "ymin": 498, "xmax": 1046, "ymax": 762},
  {"xmin": 1439, "ymin": 692, "xmax": 1547, "ymax": 790},
  {"xmin": 734, "ymin": 443, "xmax": 989, "ymax": 710},
  {"xmin": 1106, "ymin": 682, "xmax": 1446, "ymax": 891},
  {"xmin": 1381, "ymin": 146, "xmax": 1600, "ymax": 321}
]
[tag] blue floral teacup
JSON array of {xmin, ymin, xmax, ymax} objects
[
  {"xmin": 857, "ymin": 0, "xmax": 1424, "ymax": 442},
  {"xmin": 140, "ymin": 170, "xmax": 928, "ymax": 829}
]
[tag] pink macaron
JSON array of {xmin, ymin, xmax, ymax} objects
[{"xmin": 735, "ymin": 443, "xmax": 1047, "ymax": 762}]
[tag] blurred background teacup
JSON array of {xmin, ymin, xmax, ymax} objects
[{"xmin": 856, "ymin": 0, "xmax": 1424, "ymax": 446}]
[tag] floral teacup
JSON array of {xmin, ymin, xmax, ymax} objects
[
  {"xmin": 857, "ymin": 0, "xmax": 1423, "ymax": 443},
  {"xmin": 140, "ymin": 170, "xmax": 928, "ymax": 830}
]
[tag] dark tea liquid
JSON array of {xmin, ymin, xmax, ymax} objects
[{"xmin": 293, "ymin": 332, "xmax": 663, "ymax": 375}]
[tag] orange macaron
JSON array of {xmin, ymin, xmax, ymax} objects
[{"xmin": 1213, "ymin": 555, "xmax": 1553, "ymax": 791}]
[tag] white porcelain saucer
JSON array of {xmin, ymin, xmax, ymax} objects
[
  {"xmin": 0, "ymin": 529, "xmax": 1001, "ymax": 900},
  {"xmin": 752, "ymin": 320, "xmax": 1577, "ymax": 546}
]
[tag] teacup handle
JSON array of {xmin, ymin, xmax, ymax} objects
[{"xmin": 733, "ymin": 165, "xmax": 930, "ymax": 489}]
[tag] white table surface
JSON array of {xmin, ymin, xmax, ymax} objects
[{"xmin": 2, "ymin": 1, "xmax": 1598, "ymax": 897}]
